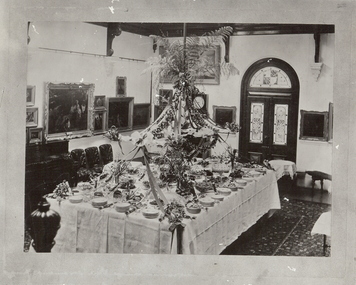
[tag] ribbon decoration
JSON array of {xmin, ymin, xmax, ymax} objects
[{"xmin": 143, "ymin": 154, "xmax": 168, "ymax": 213}]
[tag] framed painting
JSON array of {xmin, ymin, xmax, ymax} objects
[
  {"xmin": 213, "ymin": 105, "xmax": 237, "ymax": 127},
  {"xmin": 44, "ymin": 82, "xmax": 95, "ymax": 141},
  {"xmin": 133, "ymin": 103, "xmax": 151, "ymax": 130},
  {"xmin": 107, "ymin": 97, "xmax": 134, "ymax": 131},
  {"xmin": 26, "ymin": 85, "xmax": 35, "ymax": 106},
  {"xmin": 299, "ymin": 110, "xmax": 329, "ymax": 141},
  {"xmin": 93, "ymin": 110, "xmax": 107, "ymax": 134},
  {"xmin": 94, "ymin": 95, "xmax": 106, "ymax": 110},
  {"xmin": 158, "ymin": 46, "xmax": 220, "ymax": 85},
  {"xmin": 116, "ymin": 76, "xmax": 127, "ymax": 97},
  {"xmin": 194, "ymin": 46, "xmax": 221, "ymax": 85},
  {"xmin": 26, "ymin": 107, "xmax": 38, "ymax": 127},
  {"xmin": 28, "ymin": 127, "xmax": 43, "ymax": 144}
]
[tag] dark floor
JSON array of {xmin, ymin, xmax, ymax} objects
[{"xmin": 220, "ymin": 176, "xmax": 332, "ymax": 256}]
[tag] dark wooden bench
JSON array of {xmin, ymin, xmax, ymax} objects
[{"xmin": 305, "ymin": 170, "xmax": 332, "ymax": 196}]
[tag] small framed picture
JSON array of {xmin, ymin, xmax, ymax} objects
[
  {"xmin": 93, "ymin": 110, "xmax": 107, "ymax": 134},
  {"xmin": 94, "ymin": 95, "xmax": 106, "ymax": 110},
  {"xmin": 28, "ymin": 127, "xmax": 43, "ymax": 144},
  {"xmin": 116, "ymin": 76, "xmax": 127, "ymax": 97},
  {"xmin": 26, "ymin": 85, "xmax": 35, "ymax": 106},
  {"xmin": 213, "ymin": 105, "xmax": 237, "ymax": 127},
  {"xmin": 26, "ymin": 107, "xmax": 38, "ymax": 127},
  {"xmin": 133, "ymin": 103, "xmax": 151, "ymax": 130}
]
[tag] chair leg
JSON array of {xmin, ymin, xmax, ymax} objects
[{"xmin": 311, "ymin": 179, "xmax": 315, "ymax": 197}]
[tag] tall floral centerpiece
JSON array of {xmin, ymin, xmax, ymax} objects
[{"xmin": 103, "ymin": 26, "xmax": 241, "ymax": 230}]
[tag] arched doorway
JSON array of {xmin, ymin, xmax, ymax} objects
[{"xmin": 239, "ymin": 58, "xmax": 299, "ymax": 162}]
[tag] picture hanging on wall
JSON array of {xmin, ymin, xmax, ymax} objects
[
  {"xmin": 299, "ymin": 110, "xmax": 329, "ymax": 141},
  {"xmin": 94, "ymin": 95, "xmax": 106, "ymax": 110},
  {"xmin": 28, "ymin": 127, "xmax": 43, "ymax": 144},
  {"xmin": 213, "ymin": 105, "xmax": 236, "ymax": 127},
  {"xmin": 26, "ymin": 85, "xmax": 35, "ymax": 106},
  {"xmin": 93, "ymin": 110, "xmax": 107, "ymax": 134},
  {"xmin": 107, "ymin": 97, "xmax": 134, "ymax": 131},
  {"xmin": 133, "ymin": 103, "xmax": 151, "ymax": 130},
  {"xmin": 116, "ymin": 76, "xmax": 127, "ymax": 97},
  {"xmin": 43, "ymin": 82, "xmax": 95, "ymax": 141},
  {"xmin": 26, "ymin": 107, "xmax": 38, "ymax": 127}
]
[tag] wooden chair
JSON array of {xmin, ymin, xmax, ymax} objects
[
  {"xmin": 70, "ymin": 148, "xmax": 91, "ymax": 184},
  {"xmin": 99, "ymin": 144, "xmax": 113, "ymax": 166},
  {"xmin": 85, "ymin": 146, "xmax": 103, "ymax": 176}
]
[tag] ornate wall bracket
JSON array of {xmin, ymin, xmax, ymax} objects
[
  {"xmin": 107, "ymin": 23, "xmax": 122, "ymax": 56},
  {"xmin": 310, "ymin": 62, "xmax": 323, "ymax": 81}
]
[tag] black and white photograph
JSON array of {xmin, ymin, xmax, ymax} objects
[{"xmin": 2, "ymin": 1, "xmax": 356, "ymax": 284}]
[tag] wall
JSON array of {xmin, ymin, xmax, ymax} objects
[
  {"xmin": 27, "ymin": 22, "xmax": 154, "ymax": 158},
  {"xmin": 27, "ymin": 22, "xmax": 334, "ymax": 185},
  {"xmin": 159, "ymin": 33, "xmax": 334, "ymax": 184}
]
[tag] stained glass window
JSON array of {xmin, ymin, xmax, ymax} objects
[
  {"xmin": 250, "ymin": 103, "xmax": 264, "ymax": 143},
  {"xmin": 250, "ymin": 67, "xmax": 291, "ymax": 88},
  {"xmin": 273, "ymin": 104, "xmax": 288, "ymax": 145}
]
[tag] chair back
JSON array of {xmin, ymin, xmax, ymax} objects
[
  {"xmin": 85, "ymin": 147, "xmax": 101, "ymax": 168},
  {"xmin": 99, "ymin": 144, "xmax": 113, "ymax": 165},
  {"xmin": 70, "ymin": 148, "xmax": 86, "ymax": 169}
]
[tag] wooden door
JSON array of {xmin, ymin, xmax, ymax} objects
[{"xmin": 239, "ymin": 58, "xmax": 299, "ymax": 163}]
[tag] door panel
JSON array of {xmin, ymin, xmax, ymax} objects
[{"xmin": 239, "ymin": 58, "xmax": 299, "ymax": 163}]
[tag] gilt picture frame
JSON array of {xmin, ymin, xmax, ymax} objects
[
  {"xmin": 133, "ymin": 103, "xmax": 151, "ymax": 130},
  {"xmin": 213, "ymin": 105, "xmax": 236, "ymax": 127},
  {"xmin": 107, "ymin": 97, "xmax": 134, "ymax": 131},
  {"xmin": 28, "ymin": 127, "xmax": 43, "ymax": 144},
  {"xmin": 43, "ymin": 82, "xmax": 95, "ymax": 141},
  {"xmin": 116, "ymin": 76, "xmax": 127, "ymax": 97},
  {"xmin": 26, "ymin": 107, "xmax": 38, "ymax": 127},
  {"xmin": 26, "ymin": 85, "xmax": 36, "ymax": 106}
]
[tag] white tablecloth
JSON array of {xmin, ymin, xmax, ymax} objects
[
  {"xmin": 49, "ymin": 170, "xmax": 280, "ymax": 254},
  {"xmin": 269, "ymin": 160, "xmax": 297, "ymax": 180},
  {"xmin": 311, "ymin": 211, "xmax": 331, "ymax": 237}
]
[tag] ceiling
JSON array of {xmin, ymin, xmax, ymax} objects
[{"xmin": 91, "ymin": 22, "xmax": 335, "ymax": 37}]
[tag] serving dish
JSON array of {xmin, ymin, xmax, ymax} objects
[
  {"xmin": 142, "ymin": 208, "xmax": 160, "ymax": 219},
  {"xmin": 211, "ymin": 194, "xmax": 224, "ymax": 201},
  {"xmin": 199, "ymin": 197, "xmax": 215, "ymax": 207},
  {"xmin": 69, "ymin": 195, "xmax": 83, "ymax": 203},
  {"xmin": 91, "ymin": 197, "xmax": 108, "ymax": 208},
  {"xmin": 217, "ymin": 188, "xmax": 232, "ymax": 196},
  {"xmin": 235, "ymin": 179, "xmax": 247, "ymax": 186},
  {"xmin": 115, "ymin": 202, "xmax": 131, "ymax": 213}
]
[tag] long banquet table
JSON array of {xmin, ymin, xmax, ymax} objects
[{"xmin": 49, "ymin": 169, "xmax": 280, "ymax": 254}]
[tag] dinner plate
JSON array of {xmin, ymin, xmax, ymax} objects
[{"xmin": 242, "ymin": 176, "xmax": 255, "ymax": 182}]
